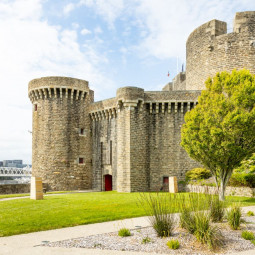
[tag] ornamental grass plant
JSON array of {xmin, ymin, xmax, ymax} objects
[
  {"xmin": 118, "ymin": 228, "xmax": 131, "ymax": 237},
  {"xmin": 209, "ymin": 194, "xmax": 225, "ymax": 222},
  {"xmin": 138, "ymin": 193, "xmax": 178, "ymax": 237},
  {"xmin": 179, "ymin": 191, "xmax": 223, "ymax": 250},
  {"xmin": 227, "ymin": 204, "xmax": 242, "ymax": 230}
]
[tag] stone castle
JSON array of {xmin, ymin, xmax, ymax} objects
[{"xmin": 28, "ymin": 11, "xmax": 255, "ymax": 192}]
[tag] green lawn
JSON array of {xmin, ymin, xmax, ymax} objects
[
  {"xmin": 0, "ymin": 191, "xmax": 75, "ymax": 199},
  {"xmin": 0, "ymin": 191, "xmax": 255, "ymax": 237}
]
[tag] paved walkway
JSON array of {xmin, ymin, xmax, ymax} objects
[{"xmin": 1, "ymin": 206, "xmax": 255, "ymax": 255}]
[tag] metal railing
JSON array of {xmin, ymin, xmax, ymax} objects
[{"xmin": 0, "ymin": 167, "xmax": 32, "ymax": 177}]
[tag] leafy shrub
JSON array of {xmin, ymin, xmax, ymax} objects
[
  {"xmin": 139, "ymin": 193, "xmax": 177, "ymax": 237},
  {"xmin": 118, "ymin": 228, "xmax": 131, "ymax": 237},
  {"xmin": 209, "ymin": 195, "xmax": 225, "ymax": 222},
  {"xmin": 141, "ymin": 236, "xmax": 151, "ymax": 244},
  {"xmin": 186, "ymin": 168, "xmax": 212, "ymax": 180},
  {"xmin": 167, "ymin": 239, "xmax": 180, "ymax": 250},
  {"xmin": 241, "ymin": 230, "xmax": 255, "ymax": 240},
  {"xmin": 194, "ymin": 211, "xmax": 223, "ymax": 250},
  {"xmin": 229, "ymin": 172, "xmax": 255, "ymax": 188},
  {"xmin": 227, "ymin": 205, "xmax": 242, "ymax": 230},
  {"xmin": 247, "ymin": 211, "xmax": 255, "ymax": 216}
]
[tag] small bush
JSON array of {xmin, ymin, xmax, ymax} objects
[
  {"xmin": 118, "ymin": 228, "xmax": 131, "ymax": 237},
  {"xmin": 186, "ymin": 168, "xmax": 212, "ymax": 180},
  {"xmin": 141, "ymin": 236, "xmax": 151, "ymax": 244},
  {"xmin": 167, "ymin": 239, "xmax": 180, "ymax": 250},
  {"xmin": 227, "ymin": 205, "xmax": 242, "ymax": 230},
  {"xmin": 241, "ymin": 230, "xmax": 255, "ymax": 240},
  {"xmin": 247, "ymin": 211, "xmax": 255, "ymax": 217},
  {"xmin": 209, "ymin": 195, "xmax": 225, "ymax": 222},
  {"xmin": 194, "ymin": 211, "xmax": 223, "ymax": 250},
  {"xmin": 251, "ymin": 239, "xmax": 255, "ymax": 245}
]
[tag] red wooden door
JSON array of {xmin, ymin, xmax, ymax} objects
[
  {"xmin": 163, "ymin": 177, "xmax": 169, "ymax": 192},
  {"xmin": 105, "ymin": 175, "xmax": 112, "ymax": 191}
]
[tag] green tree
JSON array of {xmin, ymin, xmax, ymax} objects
[{"xmin": 181, "ymin": 69, "xmax": 255, "ymax": 200}]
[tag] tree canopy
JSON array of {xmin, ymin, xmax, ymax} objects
[{"xmin": 181, "ymin": 69, "xmax": 255, "ymax": 200}]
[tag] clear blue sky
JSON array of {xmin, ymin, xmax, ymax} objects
[{"xmin": 0, "ymin": 0, "xmax": 254, "ymax": 164}]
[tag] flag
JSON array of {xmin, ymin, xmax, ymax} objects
[{"xmin": 167, "ymin": 71, "xmax": 170, "ymax": 77}]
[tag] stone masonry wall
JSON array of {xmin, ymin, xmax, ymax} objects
[
  {"xmin": 185, "ymin": 184, "xmax": 255, "ymax": 198},
  {"xmin": 0, "ymin": 184, "xmax": 30, "ymax": 194},
  {"xmin": 186, "ymin": 12, "xmax": 255, "ymax": 90},
  {"xmin": 130, "ymin": 105, "xmax": 150, "ymax": 192},
  {"xmin": 147, "ymin": 104, "xmax": 200, "ymax": 191},
  {"xmin": 91, "ymin": 117, "xmax": 117, "ymax": 191}
]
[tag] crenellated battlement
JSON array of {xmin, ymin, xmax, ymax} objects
[
  {"xmin": 28, "ymin": 76, "xmax": 90, "ymax": 103},
  {"xmin": 88, "ymin": 89, "xmax": 200, "ymax": 122},
  {"xmin": 234, "ymin": 11, "xmax": 255, "ymax": 33}
]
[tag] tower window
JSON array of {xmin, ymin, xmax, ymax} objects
[
  {"xmin": 34, "ymin": 104, "xmax": 37, "ymax": 111},
  {"xmin": 101, "ymin": 142, "xmax": 103, "ymax": 165},
  {"xmin": 110, "ymin": 141, "xmax": 112, "ymax": 165},
  {"xmin": 79, "ymin": 157, "xmax": 84, "ymax": 164},
  {"xmin": 80, "ymin": 128, "xmax": 84, "ymax": 135}
]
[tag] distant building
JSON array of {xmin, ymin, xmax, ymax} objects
[
  {"xmin": 2, "ymin": 160, "xmax": 26, "ymax": 168},
  {"xmin": 0, "ymin": 161, "xmax": 3, "ymax": 167}
]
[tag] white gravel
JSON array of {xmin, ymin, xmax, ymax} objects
[{"xmin": 44, "ymin": 215, "xmax": 255, "ymax": 254}]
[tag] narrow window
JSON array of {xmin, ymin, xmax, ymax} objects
[
  {"xmin": 34, "ymin": 104, "xmax": 37, "ymax": 111},
  {"xmin": 101, "ymin": 142, "xmax": 103, "ymax": 165},
  {"xmin": 110, "ymin": 141, "xmax": 112, "ymax": 165},
  {"xmin": 80, "ymin": 128, "xmax": 84, "ymax": 135},
  {"xmin": 79, "ymin": 157, "xmax": 84, "ymax": 164}
]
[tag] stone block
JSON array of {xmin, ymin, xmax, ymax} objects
[
  {"xmin": 30, "ymin": 177, "xmax": 43, "ymax": 200},
  {"xmin": 169, "ymin": 176, "xmax": 178, "ymax": 193}
]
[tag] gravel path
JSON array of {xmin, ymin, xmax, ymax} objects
[{"xmin": 44, "ymin": 215, "xmax": 255, "ymax": 254}]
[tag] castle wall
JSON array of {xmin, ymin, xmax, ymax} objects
[
  {"xmin": 147, "ymin": 104, "xmax": 199, "ymax": 190},
  {"xmin": 186, "ymin": 12, "xmax": 255, "ymax": 90},
  {"xmin": 91, "ymin": 117, "xmax": 117, "ymax": 191},
  {"xmin": 28, "ymin": 77, "xmax": 93, "ymax": 191},
  {"xmin": 89, "ymin": 89, "xmax": 201, "ymax": 192}
]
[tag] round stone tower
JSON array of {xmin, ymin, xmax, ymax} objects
[
  {"xmin": 186, "ymin": 11, "xmax": 255, "ymax": 90},
  {"xmin": 28, "ymin": 76, "xmax": 93, "ymax": 191}
]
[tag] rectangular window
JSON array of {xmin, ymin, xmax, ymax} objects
[
  {"xmin": 79, "ymin": 157, "xmax": 84, "ymax": 164},
  {"xmin": 80, "ymin": 128, "xmax": 84, "ymax": 135},
  {"xmin": 110, "ymin": 140, "xmax": 112, "ymax": 165},
  {"xmin": 101, "ymin": 142, "xmax": 103, "ymax": 165},
  {"xmin": 34, "ymin": 104, "xmax": 37, "ymax": 111}
]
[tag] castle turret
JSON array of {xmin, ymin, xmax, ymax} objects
[
  {"xmin": 28, "ymin": 76, "xmax": 93, "ymax": 191},
  {"xmin": 186, "ymin": 11, "xmax": 255, "ymax": 90}
]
